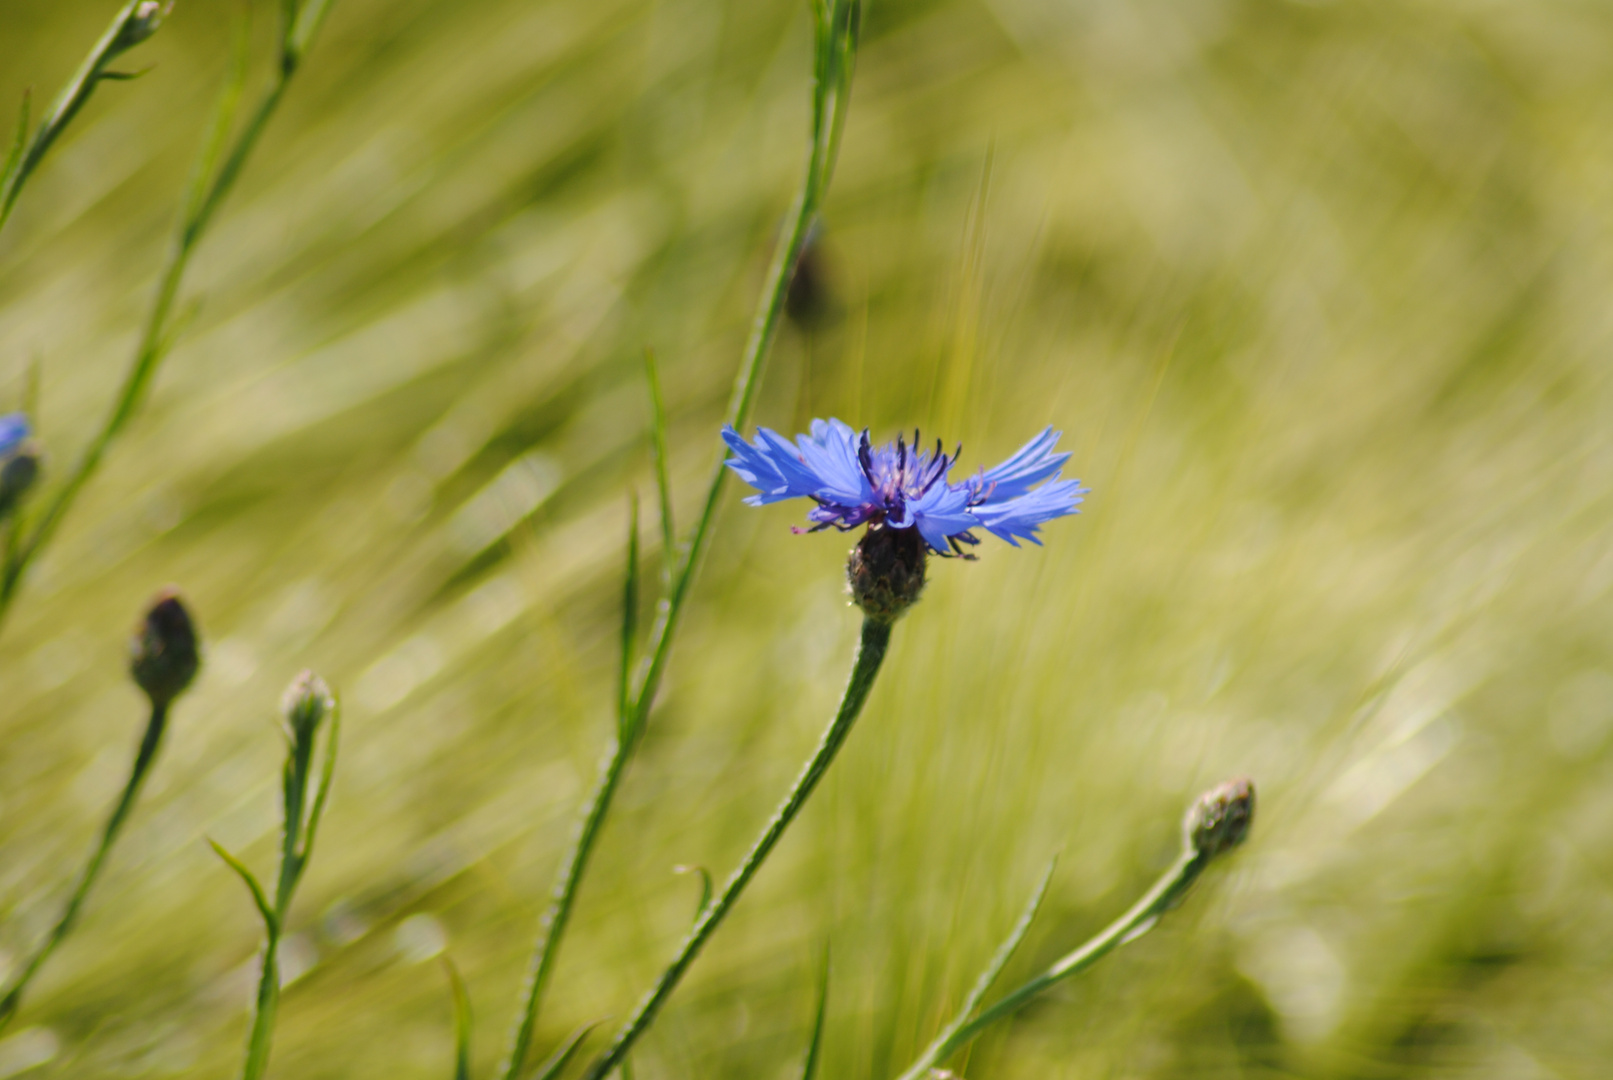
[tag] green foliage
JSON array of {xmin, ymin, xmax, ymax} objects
[
  {"xmin": 441, "ymin": 958, "xmax": 472, "ymax": 1080},
  {"xmin": 799, "ymin": 946, "xmax": 830, "ymax": 1080},
  {"xmin": 1, "ymin": 0, "xmax": 1611, "ymax": 1077}
]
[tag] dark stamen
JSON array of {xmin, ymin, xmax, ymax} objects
[{"xmin": 858, "ymin": 430, "xmax": 875, "ymax": 486}]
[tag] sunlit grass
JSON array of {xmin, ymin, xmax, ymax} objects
[{"xmin": 2, "ymin": 0, "xmax": 1612, "ymax": 1077}]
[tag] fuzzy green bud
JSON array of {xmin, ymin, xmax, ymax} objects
[
  {"xmin": 129, "ymin": 590, "xmax": 200, "ymax": 710},
  {"xmin": 1184, "ymin": 777, "xmax": 1255, "ymax": 860},
  {"xmin": 282, "ymin": 670, "xmax": 334, "ymax": 744},
  {"xmin": 115, "ymin": 1, "xmax": 172, "ymax": 50},
  {"xmin": 847, "ymin": 525, "xmax": 927, "ymax": 623}
]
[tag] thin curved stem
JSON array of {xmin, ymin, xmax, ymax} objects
[
  {"xmin": 0, "ymin": 0, "xmax": 338, "ymax": 639},
  {"xmin": 496, "ymin": 7, "xmax": 861, "ymax": 1074},
  {"xmin": 629, "ymin": 0, "xmax": 859, "ymax": 725},
  {"xmin": 236, "ymin": 695, "xmax": 340, "ymax": 1080},
  {"xmin": 0, "ymin": 1, "xmax": 166, "ymax": 238},
  {"xmin": 497, "ymin": 730, "xmax": 638, "ymax": 1080},
  {"xmin": 894, "ymin": 850, "xmax": 1208, "ymax": 1080},
  {"xmin": 0, "ymin": 703, "xmax": 168, "ymax": 1032},
  {"xmin": 582, "ymin": 616, "xmax": 893, "ymax": 1080}
]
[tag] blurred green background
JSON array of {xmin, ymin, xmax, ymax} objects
[{"xmin": 2, "ymin": 0, "xmax": 1611, "ymax": 1076}]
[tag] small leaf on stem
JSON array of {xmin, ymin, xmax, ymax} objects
[{"xmin": 209, "ymin": 840, "xmax": 277, "ymax": 935}]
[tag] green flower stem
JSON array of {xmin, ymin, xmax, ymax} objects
[
  {"xmin": 234, "ymin": 697, "xmax": 339, "ymax": 1080},
  {"xmin": 241, "ymin": 926, "xmax": 283, "ymax": 1080},
  {"xmin": 236, "ymin": 723, "xmax": 319, "ymax": 1080},
  {"xmin": 581, "ymin": 616, "xmax": 893, "ymax": 1080},
  {"xmin": 0, "ymin": 702, "xmax": 169, "ymax": 1032},
  {"xmin": 496, "ymin": 7, "xmax": 860, "ymax": 1075},
  {"xmin": 498, "ymin": 730, "xmax": 638, "ymax": 1080},
  {"xmin": 631, "ymin": 0, "xmax": 859, "ymax": 720},
  {"xmin": 0, "ymin": 0, "xmax": 338, "ymax": 638},
  {"xmin": 894, "ymin": 850, "xmax": 1209, "ymax": 1080},
  {"xmin": 0, "ymin": 0, "xmax": 166, "ymax": 237}
]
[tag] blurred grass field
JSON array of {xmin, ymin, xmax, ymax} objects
[{"xmin": 2, "ymin": 0, "xmax": 1613, "ymax": 1076}]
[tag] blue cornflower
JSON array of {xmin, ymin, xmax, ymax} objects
[
  {"xmin": 722, "ymin": 418, "xmax": 1087, "ymax": 556},
  {"xmin": 0, "ymin": 413, "xmax": 27, "ymax": 459}
]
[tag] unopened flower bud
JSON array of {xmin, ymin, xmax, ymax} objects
[
  {"xmin": 129, "ymin": 590, "xmax": 200, "ymax": 709},
  {"xmin": 116, "ymin": 1, "xmax": 172, "ymax": 49},
  {"xmin": 847, "ymin": 525, "xmax": 927, "ymax": 622},
  {"xmin": 1184, "ymin": 777, "xmax": 1255, "ymax": 859},
  {"xmin": 282, "ymin": 670, "xmax": 334, "ymax": 743},
  {"xmin": 0, "ymin": 442, "xmax": 40, "ymax": 517}
]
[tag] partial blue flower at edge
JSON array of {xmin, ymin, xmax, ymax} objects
[
  {"xmin": 0, "ymin": 413, "xmax": 28, "ymax": 459},
  {"xmin": 722, "ymin": 418, "xmax": 1087, "ymax": 554}
]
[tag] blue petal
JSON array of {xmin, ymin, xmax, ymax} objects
[
  {"xmin": 0, "ymin": 413, "xmax": 28, "ymax": 458},
  {"xmin": 906, "ymin": 483, "xmax": 980, "ymax": 554},
  {"xmin": 973, "ymin": 477, "xmax": 1087, "ymax": 547},
  {"xmin": 976, "ymin": 427, "xmax": 1070, "ymax": 501},
  {"xmin": 755, "ymin": 428, "xmax": 827, "ymax": 496},
  {"xmin": 722, "ymin": 425, "xmax": 788, "ymax": 499},
  {"xmin": 793, "ymin": 418, "xmax": 873, "ymax": 506},
  {"xmin": 722, "ymin": 424, "xmax": 821, "ymax": 503}
]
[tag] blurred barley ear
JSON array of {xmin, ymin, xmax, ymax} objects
[
  {"xmin": 0, "ymin": 590, "xmax": 199, "ymax": 1032},
  {"xmin": 894, "ymin": 780, "xmax": 1257, "ymax": 1080},
  {"xmin": 495, "ymin": 2, "xmax": 863, "ymax": 1076},
  {"xmin": 211, "ymin": 671, "xmax": 340, "ymax": 1080},
  {"xmin": 0, "ymin": 0, "xmax": 341, "ymax": 638}
]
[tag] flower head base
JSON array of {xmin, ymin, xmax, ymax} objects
[
  {"xmin": 723, "ymin": 418, "xmax": 1087, "ymax": 556},
  {"xmin": 847, "ymin": 524, "xmax": 927, "ymax": 622}
]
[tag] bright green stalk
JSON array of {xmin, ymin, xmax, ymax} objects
[
  {"xmin": 894, "ymin": 851, "xmax": 1210, "ymax": 1080},
  {"xmin": 634, "ymin": 0, "xmax": 860, "ymax": 714},
  {"xmin": 891, "ymin": 860, "xmax": 1055, "ymax": 1080},
  {"xmin": 214, "ymin": 676, "xmax": 340, "ymax": 1080},
  {"xmin": 581, "ymin": 616, "xmax": 892, "ymax": 1080},
  {"xmin": 495, "ymin": 5, "xmax": 862, "ymax": 1076},
  {"xmin": 0, "ymin": 702, "xmax": 168, "ymax": 1032},
  {"xmin": 0, "ymin": 0, "xmax": 339, "ymax": 637},
  {"xmin": 0, "ymin": 0, "xmax": 170, "ymax": 238}
]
